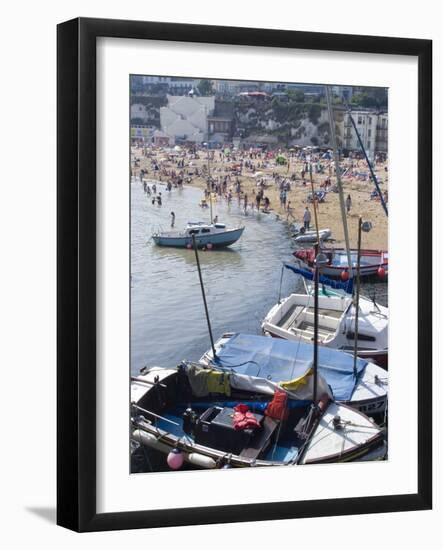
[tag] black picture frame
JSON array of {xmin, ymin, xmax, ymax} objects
[{"xmin": 57, "ymin": 17, "xmax": 432, "ymax": 532}]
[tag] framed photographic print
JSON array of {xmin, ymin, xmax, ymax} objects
[{"xmin": 57, "ymin": 17, "xmax": 432, "ymax": 532}]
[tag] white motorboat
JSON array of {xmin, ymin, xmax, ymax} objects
[{"xmin": 262, "ymin": 291, "xmax": 388, "ymax": 367}]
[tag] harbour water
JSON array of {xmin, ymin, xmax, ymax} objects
[{"xmin": 131, "ymin": 179, "xmax": 297, "ymax": 375}]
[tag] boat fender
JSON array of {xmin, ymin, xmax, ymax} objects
[
  {"xmin": 187, "ymin": 452, "xmax": 217, "ymax": 469},
  {"xmin": 167, "ymin": 448, "xmax": 184, "ymax": 470},
  {"xmin": 133, "ymin": 430, "xmax": 171, "ymax": 454}
]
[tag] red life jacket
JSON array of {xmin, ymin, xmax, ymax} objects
[
  {"xmin": 265, "ymin": 389, "xmax": 288, "ymax": 421},
  {"xmin": 233, "ymin": 404, "xmax": 261, "ymax": 431}
]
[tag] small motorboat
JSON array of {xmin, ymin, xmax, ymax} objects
[
  {"xmin": 294, "ymin": 247, "xmax": 388, "ymax": 278},
  {"xmin": 200, "ymin": 333, "xmax": 388, "ymax": 416},
  {"xmin": 262, "ymin": 291, "xmax": 388, "ymax": 367},
  {"xmin": 131, "ymin": 361, "xmax": 386, "ymax": 470},
  {"xmin": 152, "ymin": 221, "xmax": 245, "ymax": 249}
]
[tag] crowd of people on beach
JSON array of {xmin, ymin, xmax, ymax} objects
[{"xmin": 131, "ymin": 142, "xmax": 388, "ymax": 229}]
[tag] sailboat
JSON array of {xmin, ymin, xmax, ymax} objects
[
  {"xmin": 200, "ymin": 332, "xmax": 388, "ymax": 416},
  {"xmin": 131, "ymin": 361, "xmax": 386, "ymax": 469}
]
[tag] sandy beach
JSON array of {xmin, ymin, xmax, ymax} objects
[{"xmin": 132, "ymin": 145, "xmax": 388, "ymax": 250}]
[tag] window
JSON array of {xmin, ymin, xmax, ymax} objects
[
  {"xmin": 368, "ymin": 117, "xmax": 372, "ymax": 124},
  {"xmin": 201, "ymin": 228, "xmax": 211, "ymax": 234},
  {"xmin": 357, "ymin": 116, "xmax": 363, "ymax": 124},
  {"xmin": 188, "ymin": 229, "xmax": 200, "ymax": 235},
  {"xmin": 367, "ymin": 140, "xmax": 371, "ymax": 149},
  {"xmin": 368, "ymin": 129, "xmax": 372, "ymax": 137},
  {"xmin": 346, "ymin": 331, "xmax": 376, "ymax": 342}
]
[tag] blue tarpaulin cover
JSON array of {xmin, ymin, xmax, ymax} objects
[
  {"xmin": 213, "ymin": 333, "xmax": 367, "ymax": 402},
  {"xmin": 284, "ymin": 263, "xmax": 354, "ymax": 294}
]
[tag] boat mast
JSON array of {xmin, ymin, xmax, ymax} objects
[
  {"xmin": 313, "ymin": 244, "xmax": 320, "ymax": 404},
  {"xmin": 309, "ymin": 163, "xmax": 320, "ymax": 244},
  {"xmin": 192, "ymin": 234, "xmax": 217, "ymax": 360},
  {"xmin": 206, "ymin": 143, "xmax": 213, "ymax": 224},
  {"xmin": 325, "ymin": 86, "xmax": 353, "ymax": 275},
  {"xmin": 353, "ymin": 217, "xmax": 363, "ymax": 378}
]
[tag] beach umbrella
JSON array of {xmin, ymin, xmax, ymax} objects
[{"xmin": 276, "ymin": 155, "xmax": 287, "ymax": 165}]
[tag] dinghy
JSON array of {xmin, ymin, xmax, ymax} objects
[
  {"xmin": 200, "ymin": 333, "xmax": 388, "ymax": 417},
  {"xmin": 131, "ymin": 362, "xmax": 386, "ymax": 469},
  {"xmin": 291, "ymin": 225, "xmax": 332, "ymax": 244},
  {"xmin": 152, "ymin": 221, "xmax": 245, "ymax": 249}
]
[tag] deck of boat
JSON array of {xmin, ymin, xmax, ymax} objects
[{"xmin": 278, "ymin": 304, "xmax": 341, "ymax": 327}]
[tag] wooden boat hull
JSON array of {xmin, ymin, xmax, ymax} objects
[
  {"xmin": 293, "ymin": 247, "xmax": 388, "ymax": 279},
  {"xmin": 131, "ymin": 368, "xmax": 386, "ymax": 469}
]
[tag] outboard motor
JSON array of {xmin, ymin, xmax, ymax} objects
[{"xmin": 182, "ymin": 408, "xmax": 198, "ymax": 435}]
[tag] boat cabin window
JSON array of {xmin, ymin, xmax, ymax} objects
[
  {"xmin": 188, "ymin": 229, "xmax": 200, "ymax": 235},
  {"xmin": 201, "ymin": 228, "xmax": 211, "ymax": 233},
  {"xmin": 346, "ymin": 331, "xmax": 376, "ymax": 342}
]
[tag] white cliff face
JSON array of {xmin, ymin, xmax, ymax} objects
[{"xmin": 236, "ymin": 103, "xmax": 345, "ymax": 147}]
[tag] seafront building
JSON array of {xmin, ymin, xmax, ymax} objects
[
  {"xmin": 343, "ymin": 111, "xmax": 388, "ymax": 155},
  {"xmin": 159, "ymin": 95, "xmax": 215, "ymax": 144}
]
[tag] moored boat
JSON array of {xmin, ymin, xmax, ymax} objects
[
  {"xmin": 262, "ymin": 291, "xmax": 388, "ymax": 367},
  {"xmin": 294, "ymin": 247, "xmax": 388, "ymax": 278},
  {"xmin": 200, "ymin": 333, "xmax": 388, "ymax": 417},
  {"xmin": 291, "ymin": 224, "xmax": 332, "ymax": 244},
  {"xmin": 152, "ymin": 221, "xmax": 245, "ymax": 249},
  {"xmin": 131, "ymin": 362, "xmax": 386, "ymax": 469}
]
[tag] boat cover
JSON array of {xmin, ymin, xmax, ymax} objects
[
  {"xmin": 284, "ymin": 263, "xmax": 353, "ymax": 294},
  {"xmin": 213, "ymin": 333, "xmax": 367, "ymax": 401}
]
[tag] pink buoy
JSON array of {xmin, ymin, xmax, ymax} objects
[
  {"xmin": 340, "ymin": 270, "xmax": 349, "ymax": 282},
  {"xmin": 167, "ymin": 448, "xmax": 184, "ymax": 470},
  {"xmin": 377, "ymin": 266, "xmax": 386, "ymax": 279},
  {"xmin": 207, "ymin": 243, "xmax": 213, "ymax": 250}
]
